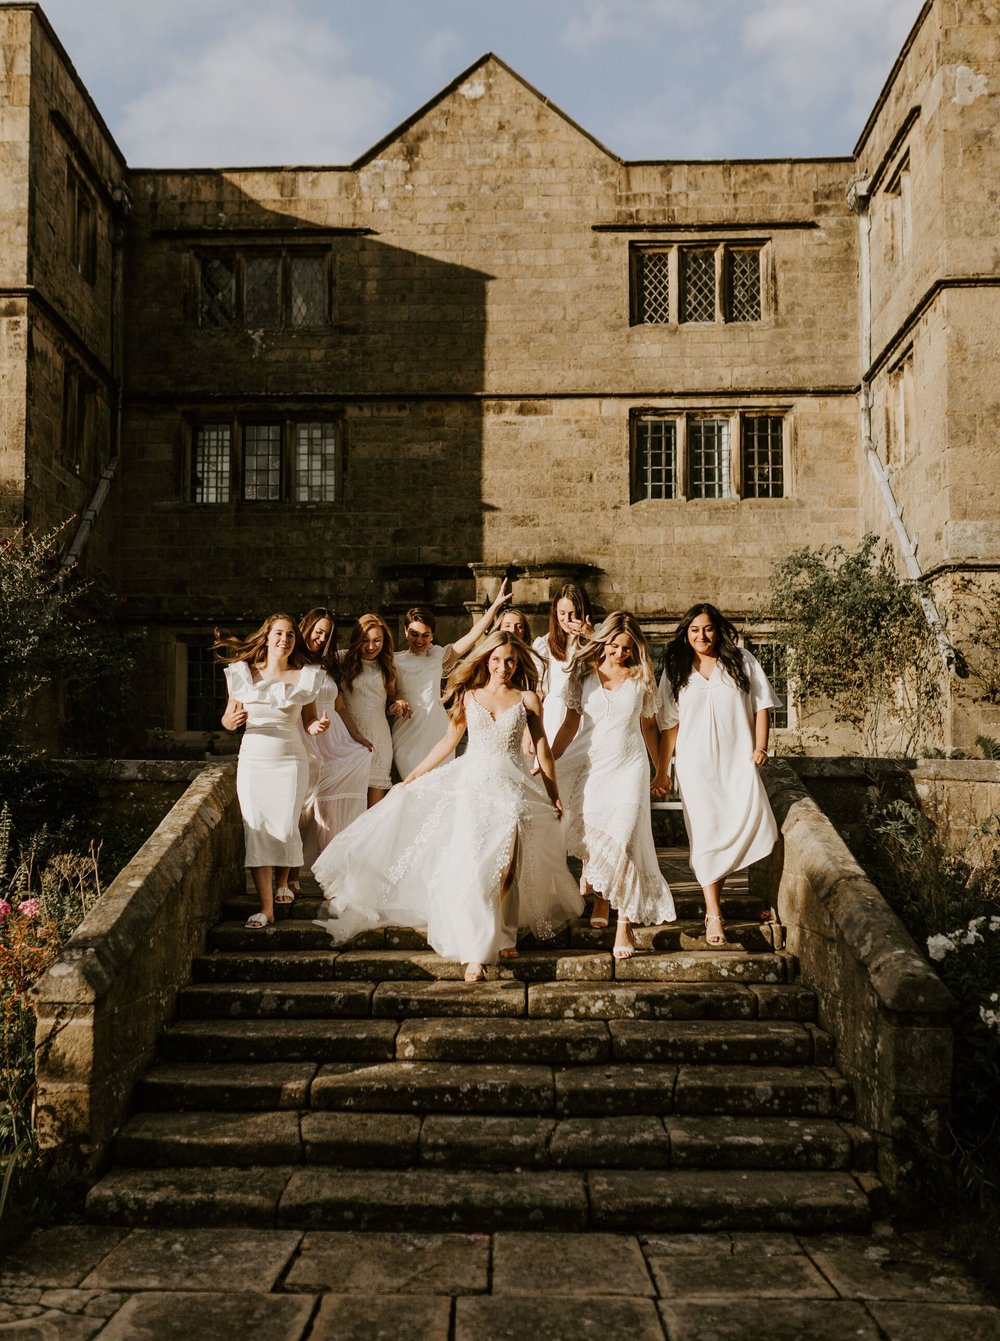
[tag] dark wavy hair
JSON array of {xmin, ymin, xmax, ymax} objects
[
  {"xmin": 662, "ymin": 603, "xmax": 749, "ymax": 699},
  {"xmin": 299, "ymin": 607, "xmax": 338, "ymax": 681},
  {"xmin": 404, "ymin": 606, "xmax": 437, "ymax": 633},
  {"xmin": 548, "ymin": 583, "xmax": 593, "ymax": 662}
]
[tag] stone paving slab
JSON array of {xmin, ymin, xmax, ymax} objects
[
  {"xmin": 0, "ymin": 1226, "xmax": 126, "ymax": 1286},
  {"xmin": 95, "ymin": 1290, "xmax": 316, "ymax": 1339},
  {"xmin": 80, "ymin": 1227, "xmax": 301, "ymax": 1292},
  {"xmin": 283, "ymin": 1231, "xmax": 489, "ymax": 1295},
  {"xmin": 658, "ymin": 1298, "xmax": 882, "ymax": 1340},
  {"xmin": 309, "ymin": 1293, "xmax": 451, "ymax": 1340},
  {"xmin": 867, "ymin": 1302, "xmax": 1000, "ymax": 1340},
  {"xmin": 0, "ymin": 1303, "xmax": 105, "ymax": 1338},
  {"xmin": 648, "ymin": 1250, "xmax": 836, "ymax": 1299},
  {"xmin": 811, "ymin": 1246, "xmax": 992, "ymax": 1301},
  {"xmin": 491, "ymin": 1232, "xmax": 654, "ymax": 1296},
  {"xmin": 456, "ymin": 1294, "xmax": 665, "ymax": 1340}
]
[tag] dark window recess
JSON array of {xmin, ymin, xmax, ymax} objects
[
  {"xmin": 244, "ymin": 254, "xmax": 281, "ymax": 327},
  {"xmin": 67, "ymin": 162, "xmax": 97, "ymax": 283},
  {"xmin": 243, "ymin": 423, "xmax": 282, "ymax": 501},
  {"xmin": 192, "ymin": 424, "xmax": 231, "ymax": 502},
  {"xmin": 742, "ymin": 416, "xmax": 784, "ymax": 498},
  {"xmin": 62, "ymin": 362, "xmax": 95, "ymax": 474},
  {"xmin": 633, "ymin": 417, "xmax": 676, "ymax": 500},
  {"xmin": 289, "ymin": 255, "xmax": 327, "ymax": 326},
  {"xmin": 186, "ymin": 645, "xmax": 228, "ymax": 732},
  {"xmin": 196, "ymin": 248, "xmax": 330, "ymax": 329},
  {"xmin": 199, "ymin": 254, "xmax": 236, "ymax": 327}
]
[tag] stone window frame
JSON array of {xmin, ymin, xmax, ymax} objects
[
  {"xmin": 630, "ymin": 408, "xmax": 790, "ymax": 503},
  {"xmin": 175, "ymin": 638, "xmax": 229, "ymax": 735},
  {"xmin": 193, "ymin": 245, "xmax": 333, "ymax": 330},
  {"xmin": 630, "ymin": 240, "xmax": 770, "ymax": 326},
  {"xmin": 742, "ymin": 632, "xmax": 793, "ymax": 731},
  {"xmin": 884, "ymin": 345, "xmax": 914, "ymax": 466},
  {"xmin": 61, "ymin": 358, "xmax": 97, "ymax": 476},
  {"xmin": 884, "ymin": 152, "xmax": 912, "ymax": 265},
  {"xmin": 185, "ymin": 415, "xmax": 343, "ymax": 504},
  {"xmin": 66, "ymin": 158, "xmax": 97, "ymax": 284}
]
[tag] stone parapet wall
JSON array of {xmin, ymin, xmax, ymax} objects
[
  {"xmin": 751, "ymin": 759, "xmax": 955, "ymax": 1213},
  {"xmin": 32, "ymin": 760, "xmax": 243, "ymax": 1176}
]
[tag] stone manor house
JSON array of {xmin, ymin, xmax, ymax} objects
[{"xmin": 1, "ymin": 1, "xmax": 998, "ymax": 753}]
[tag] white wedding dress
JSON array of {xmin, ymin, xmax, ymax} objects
[{"xmin": 313, "ymin": 694, "xmax": 584, "ymax": 963}]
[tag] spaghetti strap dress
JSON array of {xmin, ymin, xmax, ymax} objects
[{"xmin": 298, "ymin": 671, "xmax": 371, "ymax": 869}]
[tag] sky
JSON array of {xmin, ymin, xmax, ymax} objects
[{"xmin": 38, "ymin": 0, "xmax": 927, "ymax": 167}]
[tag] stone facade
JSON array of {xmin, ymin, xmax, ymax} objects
[{"xmin": 1, "ymin": 1, "xmax": 998, "ymax": 751}]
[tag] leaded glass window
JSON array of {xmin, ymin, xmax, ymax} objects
[
  {"xmin": 199, "ymin": 254, "xmax": 235, "ymax": 327},
  {"xmin": 689, "ymin": 419, "xmax": 732, "ymax": 498},
  {"xmin": 244, "ymin": 254, "xmax": 281, "ymax": 328},
  {"xmin": 680, "ymin": 249, "xmax": 716, "ymax": 323},
  {"xmin": 633, "ymin": 417, "xmax": 677, "ymax": 500},
  {"xmin": 290, "ymin": 255, "xmax": 327, "ymax": 327},
  {"xmin": 244, "ymin": 424, "xmax": 282, "ymax": 501},
  {"xmin": 636, "ymin": 250, "xmax": 670, "ymax": 324},
  {"xmin": 185, "ymin": 644, "xmax": 227, "ymax": 732},
  {"xmin": 741, "ymin": 416, "xmax": 784, "ymax": 498},
  {"xmin": 192, "ymin": 425, "xmax": 231, "ymax": 502},
  {"xmin": 749, "ymin": 642, "xmax": 789, "ymax": 729},
  {"xmin": 726, "ymin": 248, "xmax": 761, "ymax": 322},
  {"xmin": 295, "ymin": 422, "xmax": 338, "ymax": 502}
]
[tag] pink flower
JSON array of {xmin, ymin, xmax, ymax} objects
[
  {"xmin": 18, "ymin": 898, "xmax": 40, "ymax": 919},
  {"xmin": 0, "ymin": 899, "xmax": 10, "ymax": 922}
]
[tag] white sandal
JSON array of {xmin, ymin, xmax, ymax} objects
[{"xmin": 244, "ymin": 912, "xmax": 271, "ymax": 929}]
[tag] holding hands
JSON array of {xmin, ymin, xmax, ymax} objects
[{"xmin": 388, "ymin": 698, "xmax": 412, "ymax": 719}]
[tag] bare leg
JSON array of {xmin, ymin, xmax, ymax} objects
[
  {"xmin": 367, "ymin": 786, "xmax": 387, "ymax": 808},
  {"xmin": 613, "ymin": 914, "xmax": 636, "ymax": 959},
  {"xmin": 274, "ymin": 865, "xmax": 295, "ymax": 908},
  {"xmin": 704, "ymin": 878, "xmax": 727, "ymax": 945},
  {"xmin": 286, "ymin": 866, "xmax": 302, "ymax": 895},
  {"xmin": 249, "ymin": 866, "xmax": 275, "ymax": 926},
  {"xmin": 498, "ymin": 833, "xmax": 519, "ymax": 959}
]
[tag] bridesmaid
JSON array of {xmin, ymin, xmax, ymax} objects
[
  {"xmin": 292, "ymin": 608, "xmax": 373, "ymax": 887},
  {"xmin": 391, "ymin": 581, "xmax": 514, "ymax": 781},
  {"xmin": 532, "ymin": 583, "xmax": 594, "ymax": 745},
  {"xmin": 216, "ymin": 614, "xmax": 329, "ymax": 928},
  {"xmin": 339, "ymin": 614, "xmax": 410, "ymax": 808},
  {"xmin": 553, "ymin": 611, "xmax": 675, "ymax": 959},
  {"xmin": 497, "ymin": 607, "xmax": 532, "ymax": 643},
  {"xmin": 652, "ymin": 604, "xmax": 780, "ymax": 946}
]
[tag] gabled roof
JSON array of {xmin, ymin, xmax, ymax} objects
[{"xmin": 352, "ymin": 52, "xmax": 621, "ymax": 169}]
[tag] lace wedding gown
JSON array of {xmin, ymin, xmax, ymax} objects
[{"xmin": 313, "ymin": 694, "xmax": 584, "ymax": 964}]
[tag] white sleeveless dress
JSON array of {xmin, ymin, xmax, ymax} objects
[
  {"xmin": 532, "ymin": 633, "xmax": 573, "ymax": 743},
  {"xmin": 313, "ymin": 694, "xmax": 584, "ymax": 964},
  {"xmin": 298, "ymin": 672, "xmax": 371, "ymax": 868},
  {"xmin": 224, "ymin": 662, "xmax": 324, "ymax": 868},
  {"xmin": 391, "ymin": 644, "xmax": 454, "ymax": 778},
  {"xmin": 340, "ymin": 657, "xmax": 392, "ymax": 790},
  {"xmin": 559, "ymin": 673, "xmax": 676, "ymax": 925}
]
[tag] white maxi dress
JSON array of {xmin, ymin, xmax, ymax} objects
[
  {"xmin": 656, "ymin": 651, "xmax": 781, "ymax": 886},
  {"xmin": 559, "ymin": 674, "xmax": 676, "ymax": 925},
  {"xmin": 224, "ymin": 662, "xmax": 324, "ymax": 868},
  {"xmin": 392, "ymin": 645, "xmax": 454, "ymax": 778},
  {"xmin": 298, "ymin": 672, "xmax": 371, "ymax": 869},
  {"xmin": 313, "ymin": 694, "xmax": 584, "ymax": 964},
  {"xmin": 532, "ymin": 634, "xmax": 573, "ymax": 743}
]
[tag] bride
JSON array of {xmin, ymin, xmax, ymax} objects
[{"xmin": 313, "ymin": 631, "xmax": 583, "ymax": 981}]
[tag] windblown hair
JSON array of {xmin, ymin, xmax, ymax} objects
[
  {"xmin": 404, "ymin": 606, "xmax": 437, "ymax": 633},
  {"xmin": 442, "ymin": 630, "xmax": 540, "ymax": 723},
  {"xmin": 340, "ymin": 613, "xmax": 397, "ymax": 695},
  {"xmin": 567, "ymin": 610, "xmax": 658, "ymax": 715},
  {"xmin": 662, "ymin": 603, "xmax": 750, "ymax": 700},
  {"xmin": 547, "ymin": 583, "xmax": 593, "ymax": 662},
  {"xmin": 212, "ymin": 613, "xmax": 307, "ymax": 668},
  {"xmin": 496, "ymin": 607, "xmax": 532, "ymax": 643},
  {"xmin": 299, "ymin": 607, "xmax": 339, "ymax": 680}
]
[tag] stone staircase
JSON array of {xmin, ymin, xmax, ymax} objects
[{"xmin": 85, "ymin": 852, "xmax": 881, "ymax": 1233}]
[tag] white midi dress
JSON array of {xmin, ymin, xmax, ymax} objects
[
  {"xmin": 313, "ymin": 694, "xmax": 584, "ymax": 964},
  {"xmin": 340, "ymin": 657, "xmax": 392, "ymax": 791},
  {"xmin": 392, "ymin": 645, "xmax": 454, "ymax": 778},
  {"xmin": 656, "ymin": 651, "xmax": 781, "ymax": 886},
  {"xmin": 532, "ymin": 634, "xmax": 574, "ymax": 743},
  {"xmin": 298, "ymin": 672, "xmax": 371, "ymax": 869},
  {"xmin": 224, "ymin": 662, "xmax": 324, "ymax": 868},
  {"xmin": 559, "ymin": 674, "xmax": 676, "ymax": 925}
]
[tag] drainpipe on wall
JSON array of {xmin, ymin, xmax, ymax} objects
[
  {"xmin": 847, "ymin": 176, "xmax": 963, "ymax": 675},
  {"xmin": 60, "ymin": 184, "xmax": 131, "ymax": 577}
]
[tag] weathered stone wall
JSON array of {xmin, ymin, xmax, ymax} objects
[
  {"xmin": 751, "ymin": 760, "xmax": 955, "ymax": 1212},
  {"xmin": 33, "ymin": 761, "xmax": 243, "ymax": 1175},
  {"xmin": 0, "ymin": 8, "xmax": 31, "ymax": 530}
]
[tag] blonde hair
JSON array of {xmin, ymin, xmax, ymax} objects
[
  {"xmin": 497, "ymin": 607, "xmax": 532, "ymax": 642},
  {"xmin": 567, "ymin": 610, "xmax": 658, "ymax": 715},
  {"xmin": 341, "ymin": 613, "xmax": 396, "ymax": 695},
  {"xmin": 212, "ymin": 613, "xmax": 307, "ymax": 668},
  {"xmin": 442, "ymin": 630, "xmax": 541, "ymax": 723}
]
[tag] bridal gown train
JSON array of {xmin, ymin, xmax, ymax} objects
[{"xmin": 313, "ymin": 694, "xmax": 584, "ymax": 964}]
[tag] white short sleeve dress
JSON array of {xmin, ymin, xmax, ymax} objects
[
  {"xmin": 392, "ymin": 645, "xmax": 454, "ymax": 778},
  {"xmin": 224, "ymin": 662, "xmax": 324, "ymax": 868},
  {"xmin": 656, "ymin": 650, "xmax": 781, "ymax": 886},
  {"xmin": 298, "ymin": 672, "xmax": 371, "ymax": 868}
]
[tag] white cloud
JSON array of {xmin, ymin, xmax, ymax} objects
[
  {"xmin": 560, "ymin": 0, "xmax": 708, "ymax": 49},
  {"xmin": 116, "ymin": 6, "xmax": 393, "ymax": 166}
]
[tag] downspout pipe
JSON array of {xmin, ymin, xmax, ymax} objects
[{"xmin": 847, "ymin": 177, "xmax": 964, "ymax": 676}]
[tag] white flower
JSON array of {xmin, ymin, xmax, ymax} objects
[
  {"xmin": 989, "ymin": 917, "xmax": 1000, "ymax": 933},
  {"xmin": 961, "ymin": 917, "xmax": 986, "ymax": 945},
  {"xmin": 926, "ymin": 933, "xmax": 957, "ymax": 961}
]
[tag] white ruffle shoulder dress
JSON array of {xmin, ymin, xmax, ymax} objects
[
  {"xmin": 298, "ymin": 671, "xmax": 371, "ymax": 869},
  {"xmin": 313, "ymin": 693, "xmax": 584, "ymax": 964},
  {"xmin": 224, "ymin": 661, "xmax": 324, "ymax": 868},
  {"xmin": 656, "ymin": 650, "xmax": 781, "ymax": 886},
  {"xmin": 559, "ymin": 673, "xmax": 676, "ymax": 925},
  {"xmin": 391, "ymin": 644, "xmax": 454, "ymax": 779}
]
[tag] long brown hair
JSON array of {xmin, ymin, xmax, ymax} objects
[
  {"xmin": 299, "ymin": 607, "xmax": 338, "ymax": 681},
  {"xmin": 442, "ymin": 631, "xmax": 540, "ymax": 723},
  {"xmin": 212, "ymin": 613, "xmax": 307, "ymax": 668},
  {"xmin": 548, "ymin": 583, "xmax": 593, "ymax": 662},
  {"xmin": 567, "ymin": 611, "xmax": 658, "ymax": 715},
  {"xmin": 496, "ymin": 607, "xmax": 532, "ymax": 642},
  {"xmin": 663, "ymin": 603, "xmax": 750, "ymax": 699},
  {"xmin": 341, "ymin": 613, "xmax": 396, "ymax": 695}
]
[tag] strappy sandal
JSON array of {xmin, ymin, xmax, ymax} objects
[
  {"xmin": 705, "ymin": 914, "xmax": 727, "ymax": 947},
  {"xmin": 612, "ymin": 924, "xmax": 636, "ymax": 960},
  {"xmin": 244, "ymin": 912, "xmax": 272, "ymax": 929},
  {"xmin": 499, "ymin": 947, "xmax": 519, "ymax": 959},
  {"xmin": 589, "ymin": 895, "xmax": 610, "ymax": 930}
]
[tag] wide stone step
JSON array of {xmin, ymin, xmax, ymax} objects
[
  {"xmin": 525, "ymin": 982, "xmax": 815, "ymax": 1021},
  {"xmin": 135, "ymin": 1062, "xmax": 318, "ymax": 1112},
  {"xmin": 175, "ymin": 981, "xmax": 375, "ymax": 1019},
  {"xmin": 113, "ymin": 1108, "xmax": 870, "ymax": 1173},
  {"xmin": 371, "ymin": 980, "xmax": 528, "ymax": 1018},
  {"xmin": 311, "ymin": 1061, "xmax": 557, "ymax": 1115},
  {"xmin": 158, "ymin": 1019, "xmax": 399, "ymax": 1064},
  {"xmin": 85, "ymin": 1165, "xmax": 873, "ymax": 1233},
  {"xmin": 394, "ymin": 1019, "xmax": 612, "ymax": 1064},
  {"xmin": 192, "ymin": 951, "xmax": 339, "ymax": 983}
]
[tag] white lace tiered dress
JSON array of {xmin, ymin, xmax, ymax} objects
[
  {"xmin": 224, "ymin": 661, "xmax": 324, "ymax": 868},
  {"xmin": 313, "ymin": 693, "xmax": 584, "ymax": 964},
  {"xmin": 559, "ymin": 673, "xmax": 676, "ymax": 925},
  {"xmin": 298, "ymin": 672, "xmax": 371, "ymax": 869}
]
